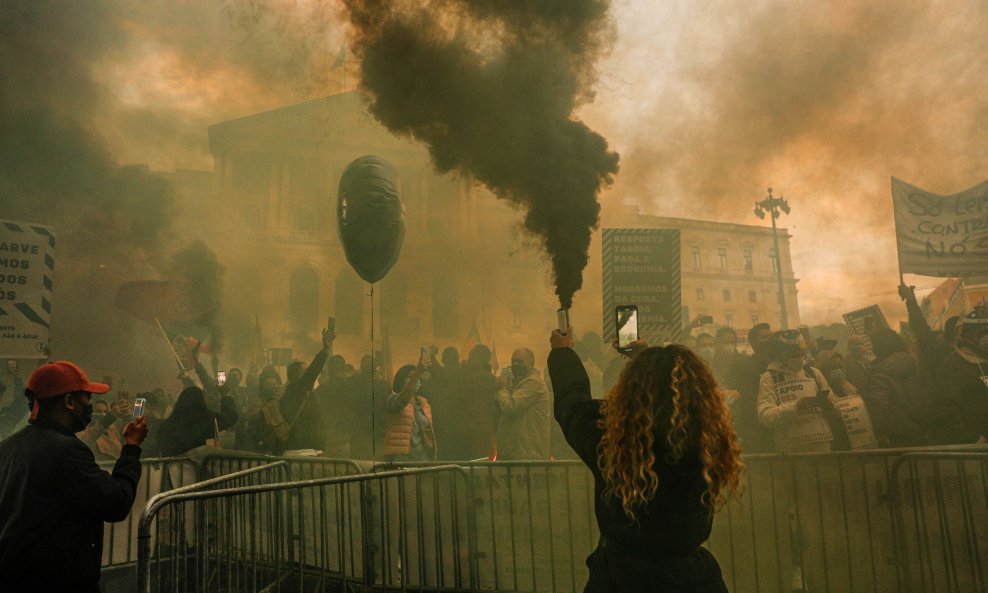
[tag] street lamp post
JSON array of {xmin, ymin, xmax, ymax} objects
[{"xmin": 754, "ymin": 187, "xmax": 790, "ymax": 330}]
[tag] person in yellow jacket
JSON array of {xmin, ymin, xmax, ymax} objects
[{"xmin": 382, "ymin": 364, "xmax": 436, "ymax": 462}]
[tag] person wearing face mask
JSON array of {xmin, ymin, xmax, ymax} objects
[
  {"xmin": 813, "ymin": 350, "xmax": 879, "ymax": 450},
  {"xmin": 77, "ymin": 399, "xmax": 126, "ymax": 461},
  {"xmin": 711, "ymin": 328, "xmax": 744, "ymax": 386},
  {"xmin": 844, "ymin": 335, "xmax": 871, "ymax": 390},
  {"xmin": 0, "ymin": 361, "xmax": 147, "ymax": 592},
  {"xmin": 495, "ymin": 348, "xmax": 550, "ymax": 460},
  {"xmin": 930, "ymin": 307, "xmax": 988, "ymax": 444},
  {"xmin": 757, "ymin": 331, "xmax": 841, "ymax": 453},
  {"xmin": 382, "ymin": 364, "xmax": 437, "ymax": 462},
  {"xmin": 693, "ymin": 333, "xmax": 717, "ymax": 365},
  {"xmin": 724, "ymin": 323, "xmax": 775, "ymax": 452},
  {"xmin": 860, "ymin": 330, "xmax": 930, "ymax": 447}
]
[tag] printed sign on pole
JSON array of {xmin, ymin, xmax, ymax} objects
[
  {"xmin": 601, "ymin": 228, "xmax": 682, "ymax": 343},
  {"xmin": 0, "ymin": 220, "xmax": 55, "ymax": 359},
  {"xmin": 842, "ymin": 304, "xmax": 890, "ymax": 362}
]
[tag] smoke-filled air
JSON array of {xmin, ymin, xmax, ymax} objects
[
  {"xmin": 2, "ymin": 2, "xmax": 988, "ymax": 593},
  {"xmin": 342, "ymin": 0, "xmax": 620, "ymax": 308}
]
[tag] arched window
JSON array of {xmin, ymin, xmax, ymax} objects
[
  {"xmin": 335, "ymin": 269, "xmax": 364, "ymax": 336},
  {"xmin": 289, "ymin": 266, "xmax": 319, "ymax": 331}
]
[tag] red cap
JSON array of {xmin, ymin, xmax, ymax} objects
[{"xmin": 26, "ymin": 361, "xmax": 111, "ymax": 400}]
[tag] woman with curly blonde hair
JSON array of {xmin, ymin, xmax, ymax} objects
[{"xmin": 548, "ymin": 329, "xmax": 743, "ymax": 593}]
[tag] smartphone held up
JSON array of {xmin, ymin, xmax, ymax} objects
[
  {"xmin": 132, "ymin": 397, "xmax": 146, "ymax": 419},
  {"xmin": 616, "ymin": 305, "xmax": 639, "ymax": 352}
]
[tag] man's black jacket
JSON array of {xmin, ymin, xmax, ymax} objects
[{"xmin": 0, "ymin": 422, "xmax": 142, "ymax": 592}]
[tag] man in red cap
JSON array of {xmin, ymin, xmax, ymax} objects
[{"xmin": 0, "ymin": 361, "xmax": 148, "ymax": 592}]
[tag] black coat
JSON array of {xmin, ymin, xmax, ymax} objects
[
  {"xmin": 547, "ymin": 348, "xmax": 727, "ymax": 593},
  {"xmin": 158, "ymin": 389, "xmax": 238, "ymax": 457},
  {"xmin": 0, "ymin": 422, "xmax": 142, "ymax": 592}
]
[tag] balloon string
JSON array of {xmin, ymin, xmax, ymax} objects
[{"xmin": 370, "ymin": 283, "xmax": 376, "ymax": 461}]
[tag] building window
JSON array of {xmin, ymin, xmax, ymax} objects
[
  {"xmin": 381, "ymin": 275, "xmax": 407, "ymax": 332},
  {"xmin": 511, "ymin": 306, "xmax": 522, "ymax": 330},
  {"xmin": 433, "ymin": 276, "xmax": 458, "ymax": 338},
  {"xmin": 718, "ymin": 248, "xmax": 728, "ymax": 270},
  {"xmin": 723, "ymin": 289, "xmax": 731, "ymax": 302},
  {"xmin": 233, "ymin": 155, "xmax": 270, "ymax": 193},
  {"xmin": 293, "ymin": 207, "xmax": 317, "ymax": 233},
  {"xmin": 750, "ymin": 313, "xmax": 759, "ymax": 326},
  {"xmin": 696, "ymin": 288, "xmax": 705, "ymax": 301},
  {"xmin": 241, "ymin": 205, "xmax": 262, "ymax": 228},
  {"xmin": 769, "ymin": 248, "xmax": 779, "ymax": 273},
  {"xmin": 289, "ymin": 266, "xmax": 319, "ymax": 331},
  {"xmin": 335, "ymin": 270, "xmax": 363, "ymax": 336},
  {"xmin": 748, "ymin": 290, "xmax": 757, "ymax": 303},
  {"xmin": 690, "ymin": 246, "xmax": 701, "ymax": 270},
  {"xmin": 743, "ymin": 249, "xmax": 753, "ymax": 273},
  {"xmin": 291, "ymin": 158, "xmax": 325, "ymax": 198},
  {"xmin": 725, "ymin": 313, "xmax": 734, "ymax": 328}
]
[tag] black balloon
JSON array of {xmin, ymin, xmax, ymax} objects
[{"xmin": 337, "ymin": 156, "xmax": 405, "ymax": 284}]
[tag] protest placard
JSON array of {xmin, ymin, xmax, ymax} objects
[
  {"xmin": 0, "ymin": 220, "xmax": 55, "ymax": 359},
  {"xmin": 835, "ymin": 395, "xmax": 878, "ymax": 450},
  {"xmin": 842, "ymin": 304, "xmax": 890, "ymax": 362},
  {"xmin": 601, "ymin": 228, "xmax": 682, "ymax": 343}
]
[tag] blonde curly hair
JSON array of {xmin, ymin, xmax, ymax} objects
[{"xmin": 597, "ymin": 345, "xmax": 743, "ymax": 519}]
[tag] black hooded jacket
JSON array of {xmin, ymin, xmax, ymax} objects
[
  {"xmin": 0, "ymin": 421, "xmax": 142, "ymax": 592},
  {"xmin": 547, "ymin": 347, "xmax": 727, "ymax": 593},
  {"xmin": 157, "ymin": 386, "xmax": 237, "ymax": 457}
]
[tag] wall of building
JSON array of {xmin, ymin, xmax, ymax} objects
[{"xmin": 198, "ymin": 92, "xmax": 800, "ymax": 370}]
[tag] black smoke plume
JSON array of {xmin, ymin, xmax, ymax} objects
[
  {"xmin": 342, "ymin": 0, "xmax": 619, "ymax": 308},
  {"xmin": 169, "ymin": 241, "xmax": 226, "ymax": 353}
]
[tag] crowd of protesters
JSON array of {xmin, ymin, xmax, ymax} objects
[{"xmin": 0, "ymin": 286, "xmax": 985, "ymax": 464}]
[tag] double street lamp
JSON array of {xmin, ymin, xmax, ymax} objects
[{"xmin": 754, "ymin": 187, "xmax": 790, "ymax": 330}]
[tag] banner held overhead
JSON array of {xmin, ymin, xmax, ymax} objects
[{"xmin": 891, "ymin": 177, "xmax": 988, "ymax": 277}]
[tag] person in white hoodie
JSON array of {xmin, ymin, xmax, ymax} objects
[{"xmin": 757, "ymin": 330, "xmax": 841, "ymax": 453}]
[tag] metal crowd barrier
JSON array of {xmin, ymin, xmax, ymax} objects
[
  {"xmin": 99, "ymin": 456, "xmax": 199, "ymax": 568},
  {"xmin": 887, "ymin": 451, "xmax": 988, "ymax": 593},
  {"xmin": 122, "ymin": 447, "xmax": 986, "ymax": 593},
  {"xmin": 198, "ymin": 451, "xmax": 365, "ymax": 482},
  {"xmin": 375, "ymin": 459, "xmax": 597, "ymax": 593},
  {"xmin": 136, "ymin": 465, "xmax": 473, "ymax": 593},
  {"xmin": 375, "ymin": 447, "xmax": 987, "ymax": 593}
]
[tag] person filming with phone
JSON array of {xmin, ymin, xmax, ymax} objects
[
  {"xmin": 548, "ymin": 323, "xmax": 742, "ymax": 593},
  {"xmin": 0, "ymin": 361, "xmax": 148, "ymax": 592}
]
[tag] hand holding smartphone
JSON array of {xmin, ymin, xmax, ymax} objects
[
  {"xmin": 616, "ymin": 305, "xmax": 639, "ymax": 353},
  {"xmin": 132, "ymin": 397, "xmax": 146, "ymax": 419}
]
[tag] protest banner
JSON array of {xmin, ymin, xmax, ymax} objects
[
  {"xmin": 835, "ymin": 395, "xmax": 878, "ymax": 450},
  {"xmin": 0, "ymin": 220, "xmax": 55, "ymax": 359},
  {"xmin": 891, "ymin": 177, "xmax": 988, "ymax": 277},
  {"xmin": 842, "ymin": 304, "xmax": 890, "ymax": 362},
  {"xmin": 772, "ymin": 377, "xmax": 832, "ymax": 448},
  {"xmin": 601, "ymin": 228, "xmax": 682, "ymax": 343}
]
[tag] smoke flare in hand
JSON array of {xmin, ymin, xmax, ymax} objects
[{"xmin": 343, "ymin": 0, "xmax": 619, "ymax": 308}]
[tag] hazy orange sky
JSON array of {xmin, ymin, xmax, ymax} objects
[{"xmin": 48, "ymin": 0, "xmax": 988, "ymax": 324}]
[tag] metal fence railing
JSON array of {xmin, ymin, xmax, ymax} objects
[
  {"xmin": 99, "ymin": 457, "xmax": 199, "ymax": 568},
  {"xmin": 136, "ymin": 465, "xmax": 472, "ymax": 593},
  {"xmin": 887, "ymin": 452, "xmax": 988, "ymax": 593},
  {"xmin": 198, "ymin": 451, "xmax": 365, "ymax": 483},
  {"xmin": 113, "ymin": 447, "xmax": 987, "ymax": 593},
  {"xmin": 371, "ymin": 448, "xmax": 987, "ymax": 593}
]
